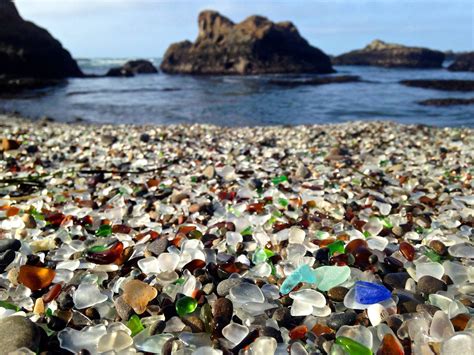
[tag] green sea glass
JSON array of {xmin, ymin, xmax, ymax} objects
[
  {"xmin": 314, "ymin": 265, "xmax": 351, "ymax": 291},
  {"xmin": 95, "ymin": 224, "xmax": 112, "ymax": 237},
  {"xmin": 127, "ymin": 314, "xmax": 144, "ymax": 336},
  {"xmin": 272, "ymin": 175, "xmax": 288, "ymax": 185},
  {"xmin": 327, "ymin": 240, "xmax": 345, "ymax": 255},
  {"xmin": 176, "ymin": 296, "xmax": 197, "ymax": 317},
  {"xmin": 335, "ymin": 336, "xmax": 372, "ymax": 355}
]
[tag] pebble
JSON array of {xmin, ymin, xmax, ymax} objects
[
  {"xmin": 146, "ymin": 237, "xmax": 169, "ymax": 256},
  {"xmin": 328, "ymin": 286, "xmax": 349, "ymax": 302},
  {"xmin": 0, "ymin": 239, "xmax": 21, "ymax": 253},
  {"xmin": 383, "ymin": 272, "xmax": 411, "ymax": 290},
  {"xmin": 417, "ymin": 275, "xmax": 447, "ymax": 295},
  {"xmin": 0, "ymin": 316, "xmax": 41, "ymax": 353},
  {"xmin": 216, "ymin": 278, "xmax": 243, "ymax": 296},
  {"xmin": 327, "ymin": 311, "xmax": 357, "ymax": 330}
]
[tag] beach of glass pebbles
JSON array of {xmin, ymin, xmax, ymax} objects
[{"xmin": 0, "ymin": 114, "xmax": 473, "ymax": 354}]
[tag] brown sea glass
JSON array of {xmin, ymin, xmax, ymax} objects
[{"xmin": 18, "ymin": 265, "xmax": 56, "ymax": 291}]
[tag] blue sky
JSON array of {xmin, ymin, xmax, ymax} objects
[{"xmin": 15, "ymin": 0, "xmax": 473, "ymax": 58}]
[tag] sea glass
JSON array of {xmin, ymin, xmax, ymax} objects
[
  {"xmin": 127, "ymin": 314, "xmax": 145, "ymax": 336},
  {"xmin": 272, "ymin": 175, "xmax": 288, "ymax": 185},
  {"xmin": 18, "ymin": 265, "xmax": 56, "ymax": 291},
  {"xmin": 122, "ymin": 279, "xmax": 158, "ymax": 314},
  {"xmin": 176, "ymin": 296, "xmax": 198, "ymax": 316},
  {"xmin": 314, "ymin": 265, "xmax": 350, "ymax": 291},
  {"xmin": 335, "ymin": 336, "xmax": 372, "ymax": 355},
  {"xmin": 86, "ymin": 241, "xmax": 123, "ymax": 264},
  {"xmin": 95, "ymin": 224, "xmax": 112, "ymax": 237},
  {"xmin": 354, "ymin": 281, "xmax": 391, "ymax": 305},
  {"xmin": 327, "ymin": 240, "xmax": 345, "ymax": 255},
  {"xmin": 280, "ymin": 264, "xmax": 317, "ymax": 294}
]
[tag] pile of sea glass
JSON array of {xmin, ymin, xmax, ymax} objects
[{"xmin": 0, "ymin": 116, "xmax": 473, "ymax": 354}]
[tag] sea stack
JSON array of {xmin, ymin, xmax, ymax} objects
[
  {"xmin": 448, "ymin": 52, "xmax": 474, "ymax": 72},
  {"xmin": 333, "ymin": 40, "xmax": 445, "ymax": 68},
  {"xmin": 160, "ymin": 10, "xmax": 333, "ymax": 75},
  {"xmin": 0, "ymin": 0, "xmax": 82, "ymax": 78}
]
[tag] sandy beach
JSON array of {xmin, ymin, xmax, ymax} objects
[{"xmin": 0, "ymin": 115, "xmax": 473, "ymax": 353}]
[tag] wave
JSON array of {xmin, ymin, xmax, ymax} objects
[{"xmin": 66, "ymin": 87, "xmax": 180, "ymax": 97}]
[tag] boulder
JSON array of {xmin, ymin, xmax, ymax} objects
[
  {"xmin": 160, "ymin": 10, "xmax": 333, "ymax": 75},
  {"xmin": 106, "ymin": 59, "xmax": 158, "ymax": 77},
  {"xmin": 418, "ymin": 98, "xmax": 474, "ymax": 106},
  {"xmin": 400, "ymin": 79, "xmax": 474, "ymax": 92},
  {"xmin": 448, "ymin": 52, "xmax": 474, "ymax": 72},
  {"xmin": 333, "ymin": 39, "xmax": 445, "ymax": 68},
  {"xmin": 0, "ymin": 0, "xmax": 82, "ymax": 78}
]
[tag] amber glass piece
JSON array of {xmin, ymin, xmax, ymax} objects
[
  {"xmin": 289, "ymin": 325, "xmax": 308, "ymax": 340},
  {"xmin": 178, "ymin": 225, "xmax": 197, "ymax": 235},
  {"xmin": 6, "ymin": 206, "xmax": 20, "ymax": 217},
  {"xmin": 318, "ymin": 238, "xmax": 336, "ymax": 248},
  {"xmin": 18, "ymin": 265, "xmax": 56, "ymax": 291},
  {"xmin": 376, "ymin": 333, "xmax": 404, "ymax": 355},
  {"xmin": 399, "ymin": 241, "xmax": 415, "ymax": 261},
  {"xmin": 247, "ymin": 203, "xmax": 265, "ymax": 213},
  {"xmin": 44, "ymin": 212, "xmax": 66, "ymax": 227},
  {"xmin": 219, "ymin": 262, "xmax": 240, "ymax": 274},
  {"xmin": 353, "ymin": 247, "xmax": 373, "ymax": 269},
  {"xmin": 312, "ymin": 323, "xmax": 334, "ymax": 336},
  {"xmin": 43, "ymin": 284, "xmax": 62, "ymax": 303},
  {"xmin": 451, "ymin": 313, "xmax": 470, "ymax": 331},
  {"xmin": 86, "ymin": 241, "xmax": 124, "ymax": 264},
  {"xmin": 147, "ymin": 178, "xmax": 160, "ymax": 187},
  {"xmin": 123, "ymin": 279, "xmax": 158, "ymax": 314},
  {"xmin": 330, "ymin": 253, "xmax": 350, "ymax": 266},
  {"xmin": 79, "ymin": 215, "xmax": 94, "ymax": 227},
  {"xmin": 183, "ymin": 259, "xmax": 206, "ymax": 273},
  {"xmin": 345, "ymin": 239, "xmax": 368, "ymax": 255},
  {"xmin": 112, "ymin": 224, "xmax": 131, "ymax": 234}
]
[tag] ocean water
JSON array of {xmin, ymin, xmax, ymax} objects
[{"xmin": 0, "ymin": 57, "xmax": 473, "ymax": 127}]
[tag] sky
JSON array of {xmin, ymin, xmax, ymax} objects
[{"xmin": 14, "ymin": 0, "xmax": 474, "ymax": 58}]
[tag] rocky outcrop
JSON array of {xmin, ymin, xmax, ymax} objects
[
  {"xmin": 400, "ymin": 79, "xmax": 474, "ymax": 92},
  {"xmin": 418, "ymin": 98, "xmax": 474, "ymax": 106},
  {"xmin": 448, "ymin": 52, "xmax": 474, "ymax": 72},
  {"xmin": 0, "ymin": 0, "xmax": 82, "ymax": 78},
  {"xmin": 333, "ymin": 40, "xmax": 445, "ymax": 68},
  {"xmin": 160, "ymin": 10, "xmax": 333, "ymax": 75},
  {"xmin": 106, "ymin": 60, "xmax": 158, "ymax": 77}
]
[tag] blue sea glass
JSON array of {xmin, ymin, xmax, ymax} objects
[
  {"xmin": 280, "ymin": 264, "xmax": 317, "ymax": 294},
  {"xmin": 354, "ymin": 281, "xmax": 391, "ymax": 304}
]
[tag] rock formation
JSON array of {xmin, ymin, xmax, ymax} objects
[
  {"xmin": 400, "ymin": 79, "xmax": 474, "ymax": 92},
  {"xmin": 160, "ymin": 10, "xmax": 333, "ymax": 75},
  {"xmin": 0, "ymin": 0, "xmax": 82, "ymax": 79},
  {"xmin": 448, "ymin": 52, "xmax": 474, "ymax": 72},
  {"xmin": 333, "ymin": 40, "xmax": 445, "ymax": 68},
  {"xmin": 106, "ymin": 60, "xmax": 158, "ymax": 77}
]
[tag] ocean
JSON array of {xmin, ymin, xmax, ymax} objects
[{"xmin": 1, "ymin": 58, "xmax": 473, "ymax": 127}]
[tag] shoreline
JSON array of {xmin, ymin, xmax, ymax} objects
[{"xmin": 0, "ymin": 113, "xmax": 473, "ymax": 353}]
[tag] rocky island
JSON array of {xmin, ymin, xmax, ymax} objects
[
  {"xmin": 160, "ymin": 10, "xmax": 333, "ymax": 75},
  {"xmin": 448, "ymin": 52, "xmax": 474, "ymax": 72},
  {"xmin": 333, "ymin": 39, "xmax": 445, "ymax": 68}
]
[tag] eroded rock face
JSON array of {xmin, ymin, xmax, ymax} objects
[
  {"xmin": 333, "ymin": 40, "xmax": 445, "ymax": 68},
  {"xmin": 106, "ymin": 60, "xmax": 158, "ymax": 77},
  {"xmin": 0, "ymin": 0, "xmax": 82, "ymax": 78},
  {"xmin": 160, "ymin": 10, "xmax": 333, "ymax": 75},
  {"xmin": 448, "ymin": 52, "xmax": 474, "ymax": 72}
]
